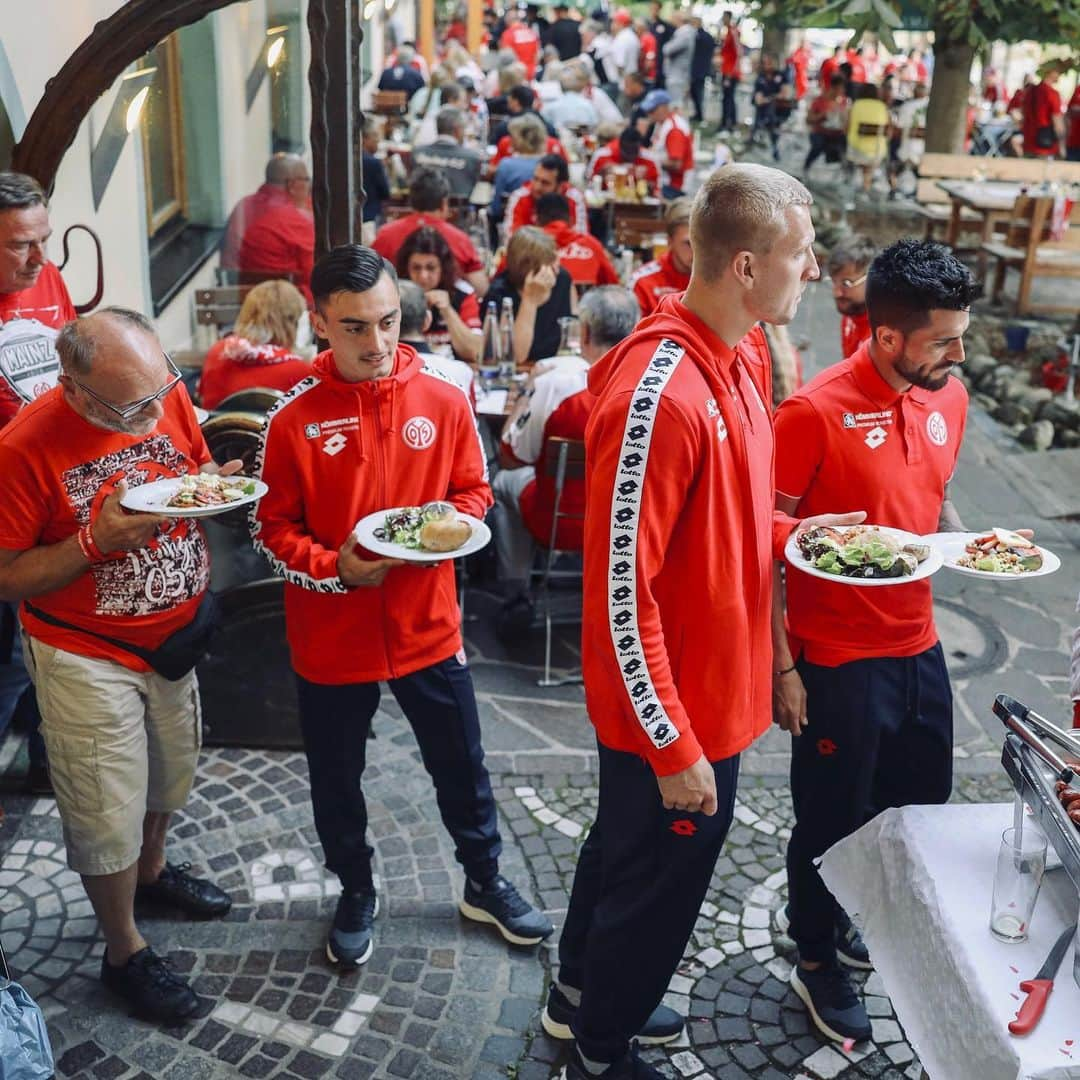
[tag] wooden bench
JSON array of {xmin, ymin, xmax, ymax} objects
[
  {"xmin": 915, "ymin": 153, "xmax": 1080, "ymax": 241},
  {"xmin": 194, "ymin": 285, "xmax": 254, "ymax": 340},
  {"xmin": 982, "ymin": 195, "xmax": 1080, "ymax": 315}
]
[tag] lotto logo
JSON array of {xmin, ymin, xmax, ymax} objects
[
  {"xmin": 864, "ymin": 426, "xmax": 887, "ymax": 450},
  {"xmin": 402, "ymin": 415, "xmax": 436, "ymax": 450},
  {"xmin": 322, "ymin": 433, "xmax": 347, "ymax": 456}
]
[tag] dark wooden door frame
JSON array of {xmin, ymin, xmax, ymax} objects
[{"xmin": 11, "ymin": 0, "xmax": 361, "ymax": 259}]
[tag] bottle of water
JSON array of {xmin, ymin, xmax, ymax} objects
[
  {"xmin": 499, "ymin": 297, "xmax": 515, "ymax": 379},
  {"xmin": 481, "ymin": 301, "xmax": 501, "ymax": 375}
]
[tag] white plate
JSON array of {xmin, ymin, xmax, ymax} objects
[
  {"xmin": 119, "ymin": 475, "xmax": 268, "ymax": 518},
  {"xmin": 354, "ymin": 507, "xmax": 491, "ymax": 563},
  {"xmin": 929, "ymin": 531, "xmax": 1061, "ymax": 580},
  {"xmin": 784, "ymin": 524, "xmax": 944, "ymax": 587}
]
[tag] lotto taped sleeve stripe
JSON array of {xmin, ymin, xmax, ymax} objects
[{"xmin": 606, "ymin": 338, "xmax": 685, "ymax": 751}]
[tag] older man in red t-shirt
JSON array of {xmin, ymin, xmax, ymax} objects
[
  {"xmin": 1023, "ymin": 68, "xmax": 1065, "ymax": 158},
  {"xmin": 0, "ymin": 173, "xmax": 76, "ymax": 429},
  {"xmin": 0, "ymin": 308, "xmax": 240, "ymax": 1025}
]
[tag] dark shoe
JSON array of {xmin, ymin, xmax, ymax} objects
[
  {"xmin": 25, "ymin": 763, "xmax": 53, "ymax": 797},
  {"xmin": 835, "ymin": 910, "xmax": 872, "ymax": 970},
  {"xmin": 459, "ymin": 874, "xmax": 553, "ymax": 945},
  {"xmin": 541, "ymin": 982, "xmax": 684, "ymax": 1045},
  {"xmin": 560, "ymin": 1045, "xmax": 667, "ymax": 1079},
  {"xmin": 496, "ymin": 593, "xmax": 534, "ymax": 641},
  {"xmin": 790, "ymin": 963, "xmax": 872, "ymax": 1043},
  {"xmin": 100, "ymin": 946, "xmax": 200, "ymax": 1023},
  {"xmin": 775, "ymin": 904, "xmax": 873, "ymax": 970},
  {"xmin": 135, "ymin": 861, "xmax": 231, "ymax": 918},
  {"xmin": 327, "ymin": 890, "xmax": 378, "ymax": 967}
]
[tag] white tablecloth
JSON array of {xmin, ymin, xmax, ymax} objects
[{"xmin": 820, "ymin": 803, "xmax": 1080, "ymax": 1080}]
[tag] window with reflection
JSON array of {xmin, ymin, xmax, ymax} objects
[{"xmin": 138, "ymin": 38, "xmax": 186, "ymax": 236}]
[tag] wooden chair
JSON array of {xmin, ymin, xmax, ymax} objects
[
  {"xmin": 982, "ymin": 195, "xmax": 1080, "ymax": 315},
  {"xmin": 531, "ymin": 437, "xmax": 587, "ymax": 688},
  {"xmin": 372, "ymin": 90, "xmax": 408, "ymax": 117},
  {"xmin": 194, "ymin": 285, "xmax": 252, "ymax": 341}
]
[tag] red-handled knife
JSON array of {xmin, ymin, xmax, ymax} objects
[{"xmin": 1008, "ymin": 927, "xmax": 1074, "ymax": 1036}]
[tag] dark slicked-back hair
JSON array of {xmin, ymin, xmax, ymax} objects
[
  {"xmin": 0, "ymin": 172, "xmax": 47, "ymax": 212},
  {"xmin": 866, "ymin": 239, "xmax": 980, "ymax": 333},
  {"xmin": 408, "ymin": 166, "xmax": 451, "ymax": 211},
  {"xmin": 537, "ymin": 153, "xmax": 569, "ymax": 185},
  {"xmin": 535, "ymin": 192, "xmax": 571, "ymax": 226},
  {"xmin": 310, "ymin": 245, "xmax": 397, "ymax": 308}
]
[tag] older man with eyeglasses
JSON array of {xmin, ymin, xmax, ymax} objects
[
  {"xmin": 827, "ymin": 235, "xmax": 877, "ymax": 360},
  {"xmin": 0, "ymin": 307, "xmax": 241, "ymax": 1025}
]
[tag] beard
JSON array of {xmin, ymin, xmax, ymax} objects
[
  {"xmin": 895, "ymin": 351, "xmax": 953, "ymax": 391},
  {"xmin": 834, "ymin": 297, "xmax": 866, "ymax": 317}
]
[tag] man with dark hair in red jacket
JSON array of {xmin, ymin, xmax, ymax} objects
[
  {"xmin": 543, "ymin": 165, "xmax": 862, "ymax": 1080},
  {"xmin": 250, "ymin": 245, "xmax": 552, "ymax": 969}
]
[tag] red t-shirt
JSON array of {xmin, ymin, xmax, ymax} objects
[
  {"xmin": 0, "ymin": 263, "xmax": 76, "ymax": 429},
  {"xmin": 788, "ymin": 47, "xmax": 811, "ymax": 100},
  {"xmin": 372, "ymin": 213, "xmax": 484, "ymax": 275},
  {"xmin": 721, "ymin": 27, "xmax": 740, "ymax": 78},
  {"xmin": 840, "ymin": 310, "xmax": 871, "ymax": 359},
  {"xmin": 237, "ymin": 196, "xmax": 316, "ymax": 303},
  {"xmin": 543, "ymin": 222, "xmax": 619, "ymax": 286},
  {"xmin": 506, "ymin": 183, "xmax": 589, "ymax": 235},
  {"xmin": 640, "ymin": 30, "xmax": 658, "ymax": 80},
  {"xmin": 819, "ymin": 56, "xmax": 840, "ymax": 89},
  {"xmin": 1067, "ymin": 87, "xmax": 1080, "ymax": 151},
  {"xmin": 492, "ymin": 133, "xmax": 567, "ymax": 170},
  {"xmin": 774, "ymin": 342, "xmax": 968, "ymax": 666},
  {"xmin": 198, "ymin": 336, "xmax": 313, "ymax": 410},
  {"xmin": 0, "ymin": 385, "xmax": 213, "ymax": 670},
  {"xmin": 501, "ymin": 24, "xmax": 541, "ymax": 78},
  {"xmin": 655, "ymin": 114, "xmax": 694, "ymax": 191},
  {"xmin": 846, "ymin": 51, "xmax": 866, "ymax": 84},
  {"xmin": 587, "ymin": 142, "xmax": 661, "ymax": 191},
  {"xmin": 631, "ymin": 251, "xmax": 690, "ymax": 316},
  {"xmin": 1023, "ymin": 81, "xmax": 1063, "ymax": 157}
]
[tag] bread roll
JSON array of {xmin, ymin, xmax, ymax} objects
[{"xmin": 420, "ymin": 518, "xmax": 472, "ymax": 552}]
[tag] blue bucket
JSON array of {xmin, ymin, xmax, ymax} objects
[{"xmin": 1005, "ymin": 325, "xmax": 1030, "ymax": 352}]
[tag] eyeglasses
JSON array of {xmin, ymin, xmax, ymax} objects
[
  {"xmin": 836, "ymin": 272, "xmax": 868, "ymax": 289},
  {"xmin": 71, "ymin": 353, "xmax": 183, "ymax": 420}
]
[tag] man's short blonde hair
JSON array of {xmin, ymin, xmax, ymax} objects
[
  {"xmin": 690, "ymin": 164, "xmax": 812, "ymax": 282},
  {"xmin": 508, "ymin": 114, "xmax": 548, "ymax": 155},
  {"xmin": 664, "ymin": 196, "xmax": 692, "ymax": 236}
]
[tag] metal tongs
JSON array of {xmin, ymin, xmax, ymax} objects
[{"xmin": 994, "ymin": 693, "xmax": 1080, "ymax": 784}]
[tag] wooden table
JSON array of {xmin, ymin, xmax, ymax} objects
[{"xmin": 939, "ymin": 179, "xmax": 1021, "ymax": 276}]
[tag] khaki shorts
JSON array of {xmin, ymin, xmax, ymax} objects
[{"xmin": 23, "ymin": 634, "xmax": 202, "ymax": 876}]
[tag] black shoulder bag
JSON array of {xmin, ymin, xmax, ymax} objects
[{"xmin": 23, "ymin": 592, "xmax": 220, "ymax": 681}]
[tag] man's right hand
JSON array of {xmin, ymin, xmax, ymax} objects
[
  {"xmin": 91, "ymin": 481, "xmax": 168, "ymax": 554},
  {"xmin": 774, "ymin": 667, "xmax": 808, "ymax": 735},
  {"xmin": 337, "ymin": 537, "xmax": 403, "ymax": 588},
  {"xmin": 657, "ymin": 754, "xmax": 718, "ymax": 816}
]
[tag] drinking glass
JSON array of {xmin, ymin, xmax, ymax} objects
[
  {"xmin": 989, "ymin": 825, "xmax": 1047, "ymax": 943},
  {"xmin": 558, "ymin": 316, "xmax": 582, "ymax": 356}
]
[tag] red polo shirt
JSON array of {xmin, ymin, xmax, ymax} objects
[
  {"xmin": 1067, "ymin": 87, "xmax": 1080, "ymax": 152},
  {"xmin": 1023, "ymin": 81, "xmax": 1063, "ymax": 157},
  {"xmin": 774, "ymin": 342, "xmax": 968, "ymax": 667},
  {"xmin": 371, "ymin": 213, "xmax": 484, "ymax": 275},
  {"xmin": 840, "ymin": 310, "xmax": 871, "ymax": 359}
]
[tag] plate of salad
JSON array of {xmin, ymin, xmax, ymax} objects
[
  {"xmin": 354, "ymin": 502, "xmax": 491, "ymax": 563},
  {"xmin": 120, "ymin": 473, "xmax": 268, "ymax": 517},
  {"xmin": 930, "ymin": 528, "xmax": 1060, "ymax": 579},
  {"xmin": 785, "ymin": 524, "xmax": 943, "ymax": 586}
]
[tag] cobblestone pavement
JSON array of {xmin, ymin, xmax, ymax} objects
[{"xmin": 4, "ymin": 148, "xmax": 1080, "ymax": 1080}]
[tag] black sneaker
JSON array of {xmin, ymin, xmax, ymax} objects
[
  {"xmin": 135, "ymin": 861, "xmax": 231, "ymax": 918},
  {"xmin": 459, "ymin": 874, "xmax": 553, "ymax": 945},
  {"xmin": 775, "ymin": 904, "xmax": 873, "ymax": 970},
  {"xmin": 100, "ymin": 946, "xmax": 200, "ymax": 1023},
  {"xmin": 541, "ymin": 982, "xmax": 684, "ymax": 1045},
  {"xmin": 790, "ymin": 963, "xmax": 872, "ymax": 1044},
  {"xmin": 560, "ymin": 1045, "xmax": 667, "ymax": 1079},
  {"xmin": 327, "ymin": 890, "xmax": 379, "ymax": 967},
  {"xmin": 835, "ymin": 910, "xmax": 872, "ymax": 970}
]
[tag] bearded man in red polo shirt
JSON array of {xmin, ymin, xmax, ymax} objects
[
  {"xmin": 826, "ymin": 234, "xmax": 876, "ymax": 360},
  {"xmin": 771, "ymin": 239, "xmax": 978, "ymax": 1045},
  {"xmin": 631, "ymin": 197, "xmax": 693, "ymax": 317}
]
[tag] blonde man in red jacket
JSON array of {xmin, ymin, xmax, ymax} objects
[
  {"xmin": 250, "ymin": 246, "xmax": 552, "ymax": 968},
  {"xmin": 544, "ymin": 166, "xmax": 862, "ymax": 1080}
]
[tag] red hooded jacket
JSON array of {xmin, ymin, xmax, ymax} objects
[
  {"xmin": 582, "ymin": 296, "xmax": 795, "ymax": 776},
  {"xmin": 250, "ymin": 345, "xmax": 491, "ymax": 684}
]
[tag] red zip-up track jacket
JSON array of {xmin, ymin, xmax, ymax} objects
[
  {"xmin": 250, "ymin": 345, "xmax": 492, "ymax": 684},
  {"xmin": 582, "ymin": 297, "xmax": 796, "ymax": 775}
]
